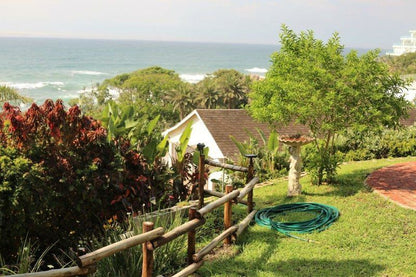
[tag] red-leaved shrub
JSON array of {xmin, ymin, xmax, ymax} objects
[{"xmin": 0, "ymin": 100, "xmax": 168, "ymax": 262}]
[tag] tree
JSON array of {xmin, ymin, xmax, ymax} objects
[
  {"xmin": 211, "ymin": 69, "xmax": 251, "ymax": 109},
  {"xmin": 0, "ymin": 85, "xmax": 32, "ymax": 104},
  {"xmin": 165, "ymin": 82, "xmax": 195, "ymax": 120},
  {"xmin": 100, "ymin": 66, "xmax": 183, "ymax": 128},
  {"xmin": 194, "ymin": 69, "xmax": 251, "ymax": 109},
  {"xmin": 195, "ymin": 77, "xmax": 220, "ymax": 109},
  {"xmin": 248, "ymin": 25, "xmax": 410, "ymax": 184}
]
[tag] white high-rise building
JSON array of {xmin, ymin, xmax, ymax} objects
[{"xmin": 387, "ymin": 30, "xmax": 416, "ymax": 56}]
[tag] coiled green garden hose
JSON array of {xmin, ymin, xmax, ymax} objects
[{"xmin": 255, "ymin": 202, "xmax": 340, "ymax": 242}]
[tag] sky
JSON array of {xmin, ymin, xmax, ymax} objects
[{"xmin": 0, "ymin": 0, "xmax": 415, "ymax": 49}]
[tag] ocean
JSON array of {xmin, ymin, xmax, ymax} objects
[{"xmin": 0, "ymin": 37, "xmax": 276, "ymax": 104}]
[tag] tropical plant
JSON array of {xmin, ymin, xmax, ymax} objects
[
  {"xmin": 0, "ymin": 86, "xmax": 32, "ymax": 105},
  {"xmin": 211, "ymin": 69, "xmax": 251, "ymax": 109},
  {"xmin": 164, "ymin": 82, "xmax": 195, "ymax": 120},
  {"xmin": 100, "ymin": 100, "xmax": 139, "ymax": 142},
  {"xmin": 249, "ymin": 25, "xmax": 410, "ymax": 184},
  {"xmin": 195, "ymin": 69, "xmax": 251, "ymax": 109},
  {"xmin": 230, "ymin": 129, "xmax": 289, "ymax": 180}
]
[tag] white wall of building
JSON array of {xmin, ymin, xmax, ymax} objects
[{"xmin": 164, "ymin": 111, "xmax": 224, "ymax": 165}]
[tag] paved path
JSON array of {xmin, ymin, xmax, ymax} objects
[{"xmin": 366, "ymin": 162, "xmax": 416, "ymax": 210}]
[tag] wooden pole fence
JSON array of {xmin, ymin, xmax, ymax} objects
[
  {"xmin": 198, "ymin": 153, "xmax": 206, "ymax": 209},
  {"xmin": 236, "ymin": 210, "xmax": 257, "ymax": 237},
  {"xmin": 237, "ymin": 177, "xmax": 259, "ymax": 201},
  {"xmin": 192, "ymin": 225, "xmax": 239, "ymax": 262},
  {"xmin": 171, "ymin": 260, "xmax": 204, "ymax": 277},
  {"xmin": 187, "ymin": 207, "xmax": 197, "ymax": 265},
  {"xmin": 11, "ymin": 265, "xmax": 96, "ymax": 277},
  {"xmin": 223, "ymin": 185, "xmax": 233, "ymax": 246},
  {"xmin": 149, "ymin": 217, "xmax": 205, "ymax": 250},
  {"xmin": 197, "ymin": 190, "xmax": 240, "ymax": 216},
  {"xmin": 142, "ymin": 222, "xmax": 155, "ymax": 277},
  {"xmin": 204, "ymin": 159, "xmax": 248, "ymax": 172},
  {"xmin": 77, "ymin": 226, "xmax": 164, "ymax": 267},
  {"xmin": 204, "ymin": 189, "xmax": 249, "ymax": 205}
]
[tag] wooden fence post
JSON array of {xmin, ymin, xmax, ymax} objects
[
  {"xmin": 142, "ymin": 222, "xmax": 154, "ymax": 277},
  {"xmin": 187, "ymin": 207, "xmax": 197, "ymax": 265},
  {"xmin": 197, "ymin": 143, "xmax": 206, "ymax": 209},
  {"xmin": 224, "ymin": 184, "xmax": 233, "ymax": 245},
  {"xmin": 245, "ymin": 154, "xmax": 257, "ymax": 213}
]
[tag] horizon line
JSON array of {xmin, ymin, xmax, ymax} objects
[{"xmin": 0, "ymin": 34, "xmax": 389, "ymax": 50}]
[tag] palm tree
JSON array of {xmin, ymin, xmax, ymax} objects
[
  {"xmin": 195, "ymin": 77, "xmax": 220, "ymax": 109},
  {"xmin": 0, "ymin": 85, "xmax": 32, "ymax": 105},
  {"xmin": 165, "ymin": 83, "xmax": 195, "ymax": 120},
  {"xmin": 211, "ymin": 69, "xmax": 250, "ymax": 109}
]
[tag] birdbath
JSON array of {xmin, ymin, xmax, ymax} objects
[{"xmin": 279, "ymin": 134, "xmax": 314, "ymax": 196}]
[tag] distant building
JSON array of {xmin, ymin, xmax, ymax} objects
[{"xmin": 387, "ymin": 30, "xmax": 416, "ymax": 56}]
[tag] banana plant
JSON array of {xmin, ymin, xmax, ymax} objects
[{"xmin": 100, "ymin": 100, "xmax": 139, "ymax": 142}]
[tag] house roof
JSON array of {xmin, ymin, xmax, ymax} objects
[
  {"xmin": 194, "ymin": 109, "xmax": 309, "ymax": 160},
  {"xmin": 164, "ymin": 108, "xmax": 416, "ymax": 162}
]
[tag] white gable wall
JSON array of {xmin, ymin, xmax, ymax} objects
[{"xmin": 164, "ymin": 112, "xmax": 224, "ymax": 165}]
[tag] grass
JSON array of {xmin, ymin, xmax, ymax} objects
[{"xmin": 197, "ymin": 157, "xmax": 416, "ymax": 277}]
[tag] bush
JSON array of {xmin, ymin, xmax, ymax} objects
[
  {"xmin": 302, "ymin": 143, "xmax": 343, "ymax": 185},
  {"xmin": 0, "ymin": 100, "xmax": 170, "ymax": 264},
  {"xmin": 339, "ymin": 127, "xmax": 416, "ymax": 161}
]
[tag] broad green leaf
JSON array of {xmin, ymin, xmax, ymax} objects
[
  {"xmin": 147, "ymin": 115, "xmax": 161, "ymax": 135},
  {"xmin": 157, "ymin": 135, "xmax": 169, "ymax": 153},
  {"xmin": 230, "ymin": 135, "xmax": 247, "ymax": 156},
  {"xmin": 267, "ymin": 131, "xmax": 279, "ymax": 152}
]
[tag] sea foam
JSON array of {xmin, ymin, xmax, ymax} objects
[
  {"xmin": 0, "ymin": 81, "xmax": 64, "ymax": 90},
  {"xmin": 245, "ymin": 67, "xmax": 268, "ymax": 73},
  {"xmin": 72, "ymin": 70, "xmax": 108, "ymax": 76},
  {"xmin": 180, "ymin": 74, "xmax": 206, "ymax": 84}
]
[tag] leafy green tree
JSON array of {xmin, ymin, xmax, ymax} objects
[
  {"xmin": 0, "ymin": 86, "xmax": 32, "ymax": 104},
  {"xmin": 249, "ymin": 25, "xmax": 410, "ymax": 184},
  {"xmin": 103, "ymin": 66, "xmax": 183, "ymax": 128}
]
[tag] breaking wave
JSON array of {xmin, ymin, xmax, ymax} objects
[
  {"xmin": 180, "ymin": 74, "xmax": 206, "ymax": 84},
  {"xmin": 245, "ymin": 67, "xmax": 268, "ymax": 73},
  {"xmin": 71, "ymin": 70, "xmax": 108, "ymax": 76}
]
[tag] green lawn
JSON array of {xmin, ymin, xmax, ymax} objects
[{"xmin": 197, "ymin": 157, "xmax": 416, "ymax": 277}]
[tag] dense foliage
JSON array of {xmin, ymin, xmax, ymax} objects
[
  {"xmin": 380, "ymin": 52, "xmax": 416, "ymax": 75},
  {"xmin": 0, "ymin": 100, "xmax": 169, "ymax": 263},
  {"xmin": 337, "ymin": 127, "xmax": 416, "ymax": 161},
  {"xmin": 71, "ymin": 67, "xmax": 252, "ymax": 129},
  {"xmin": 248, "ymin": 25, "xmax": 410, "ymax": 184}
]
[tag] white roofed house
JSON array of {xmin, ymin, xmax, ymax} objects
[{"xmin": 162, "ymin": 109, "xmax": 309, "ymax": 190}]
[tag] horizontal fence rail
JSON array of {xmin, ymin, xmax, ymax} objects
[
  {"xmin": 76, "ymin": 227, "xmax": 164, "ymax": 268},
  {"xmin": 15, "ymin": 148, "xmax": 259, "ymax": 277},
  {"xmin": 204, "ymin": 159, "xmax": 248, "ymax": 172},
  {"xmin": 11, "ymin": 265, "xmax": 96, "ymax": 277}
]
